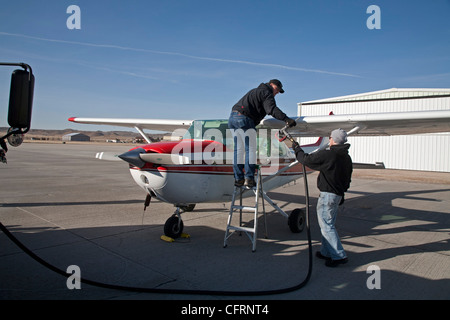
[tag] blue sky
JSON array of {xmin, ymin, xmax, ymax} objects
[{"xmin": 0, "ymin": 0, "xmax": 449, "ymax": 130}]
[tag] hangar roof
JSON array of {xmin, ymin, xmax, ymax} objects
[{"xmin": 302, "ymin": 88, "xmax": 450, "ymax": 105}]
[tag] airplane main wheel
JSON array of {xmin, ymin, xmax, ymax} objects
[
  {"xmin": 288, "ymin": 208, "xmax": 306, "ymax": 233},
  {"xmin": 164, "ymin": 215, "xmax": 184, "ymax": 238}
]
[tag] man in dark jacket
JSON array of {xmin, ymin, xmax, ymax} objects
[
  {"xmin": 229, "ymin": 79, "xmax": 296, "ymax": 188},
  {"xmin": 294, "ymin": 128, "xmax": 353, "ymax": 267}
]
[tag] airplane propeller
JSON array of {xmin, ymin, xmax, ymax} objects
[
  {"xmin": 95, "ymin": 152, "xmax": 122, "ymax": 161},
  {"xmin": 118, "ymin": 148, "xmax": 190, "ymax": 167},
  {"xmin": 140, "ymin": 153, "xmax": 190, "ymax": 165}
]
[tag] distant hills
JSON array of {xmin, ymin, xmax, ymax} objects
[{"xmin": 0, "ymin": 127, "xmax": 165, "ymax": 143}]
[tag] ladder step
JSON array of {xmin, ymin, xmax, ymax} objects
[
  {"xmin": 224, "ymin": 167, "xmax": 266, "ymax": 251},
  {"xmin": 227, "ymin": 225, "xmax": 255, "ymax": 233},
  {"xmin": 231, "ymin": 205, "xmax": 257, "ymax": 212}
]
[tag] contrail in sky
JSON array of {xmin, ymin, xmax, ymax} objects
[{"xmin": 0, "ymin": 31, "xmax": 360, "ymax": 78}]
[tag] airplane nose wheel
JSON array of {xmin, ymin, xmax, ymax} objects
[
  {"xmin": 161, "ymin": 207, "xmax": 191, "ymax": 242},
  {"xmin": 163, "ymin": 206, "xmax": 189, "ymax": 239},
  {"xmin": 164, "ymin": 214, "xmax": 184, "ymax": 239}
]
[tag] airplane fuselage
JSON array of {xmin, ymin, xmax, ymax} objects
[
  {"xmin": 127, "ymin": 140, "xmax": 304, "ymax": 206},
  {"xmin": 118, "ymin": 119, "xmax": 324, "ymax": 207}
]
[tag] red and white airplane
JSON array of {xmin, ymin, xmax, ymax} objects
[{"xmin": 69, "ymin": 109, "xmax": 450, "ymax": 239}]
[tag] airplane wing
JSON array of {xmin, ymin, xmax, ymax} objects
[
  {"xmin": 69, "ymin": 109, "xmax": 450, "ymax": 138},
  {"xmin": 260, "ymin": 110, "xmax": 450, "ymax": 137},
  {"xmin": 68, "ymin": 117, "xmax": 193, "ymax": 132}
]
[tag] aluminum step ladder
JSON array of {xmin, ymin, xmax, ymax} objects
[{"xmin": 223, "ymin": 167, "xmax": 267, "ymax": 252}]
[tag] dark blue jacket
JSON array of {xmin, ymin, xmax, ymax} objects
[
  {"xmin": 232, "ymin": 83, "xmax": 289, "ymax": 125},
  {"xmin": 295, "ymin": 144, "xmax": 353, "ymax": 196}
]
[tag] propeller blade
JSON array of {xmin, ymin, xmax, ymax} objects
[
  {"xmin": 118, "ymin": 148, "xmax": 190, "ymax": 167},
  {"xmin": 95, "ymin": 152, "xmax": 122, "ymax": 161},
  {"xmin": 140, "ymin": 153, "xmax": 190, "ymax": 165}
]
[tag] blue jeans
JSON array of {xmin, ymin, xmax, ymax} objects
[
  {"xmin": 316, "ymin": 192, "xmax": 347, "ymax": 260},
  {"xmin": 228, "ymin": 111, "xmax": 257, "ymax": 180}
]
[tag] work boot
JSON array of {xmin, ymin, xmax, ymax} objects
[
  {"xmin": 234, "ymin": 179, "xmax": 244, "ymax": 187},
  {"xmin": 325, "ymin": 257, "xmax": 348, "ymax": 267},
  {"xmin": 315, "ymin": 252, "xmax": 329, "ymax": 260},
  {"xmin": 244, "ymin": 178, "xmax": 255, "ymax": 188}
]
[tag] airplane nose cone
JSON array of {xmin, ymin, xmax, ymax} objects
[{"xmin": 118, "ymin": 148, "xmax": 146, "ymax": 168}]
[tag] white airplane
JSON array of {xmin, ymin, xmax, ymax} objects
[{"xmin": 69, "ymin": 109, "xmax": 450, "ymax": 239}]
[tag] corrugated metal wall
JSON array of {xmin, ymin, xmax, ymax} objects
[{"xmin": 298, "ymin": 94, "xmax": 450, "ymax": 172}]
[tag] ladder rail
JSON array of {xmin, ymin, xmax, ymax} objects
[{"xmin": 224, "ymin": 167, "xmax": 266, "ymax": 252}]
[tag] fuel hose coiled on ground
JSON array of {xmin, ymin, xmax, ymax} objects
[{"xmin": 0, "ymin": 129, "xmax": 312, "ymax": 296}]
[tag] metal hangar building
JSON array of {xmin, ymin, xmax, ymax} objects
[
  {"xmin": 62, "ymin": 132, "xmax": 90, "ymax": 142},
  {"xmin": 298, "ymin": 88, "xmax": 450, "ymax": 172}
]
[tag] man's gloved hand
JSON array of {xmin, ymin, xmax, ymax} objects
[
  {"xmin": 286, "ymin": 118, "xmax": 296, "ymax": 128},
  {"xmin": 291, "ymin": 141, "xmax": 302, "ymax": 153}
]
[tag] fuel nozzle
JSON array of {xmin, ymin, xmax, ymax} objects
[
  {"xmin": 278, "ymin": 125, "xmax": 296, "ymax": 144},
  {"xmin": 277, "ymin": 125, "xmax": 290, "ymax": 142}
]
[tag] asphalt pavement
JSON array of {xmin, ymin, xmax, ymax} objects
[{"xmin": 1, "ymin": 142, "xmax": 449, "ymax": 304}]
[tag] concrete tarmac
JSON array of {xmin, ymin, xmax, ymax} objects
[{"xmin": 1, "ymin": 143, "xmax": 449, "ymax": 301}]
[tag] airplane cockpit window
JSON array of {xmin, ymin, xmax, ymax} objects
[
  {"xmin": 182, "ymin": 120, "xmax": 289, "ymax": 160},
  {"xmin": 183, "ymin": 120, "xmax": 229, "ymax": 144},
  {"xmin": 257, "ymin": 131, "xmax": 289, "ymax": 160}
]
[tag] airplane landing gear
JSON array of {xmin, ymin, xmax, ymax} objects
[
  {"xmin": 162, "ymin": 206, "xmax": 191, "ymax": 242},
  {"xmin": 288, "ymin": 208, "xmax": 306, "ymax": 233},
  {"xmin": 164, "ymin": 213, "xmax": 184, "ymax": 238}
]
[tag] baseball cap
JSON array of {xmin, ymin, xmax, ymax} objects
[
  {"xmin": 330, "ymin": 128, "xmax": 348, "ymax": 145},
  {"xmin": 269, "ymin": 79, "xmax": 284, "ymax": 93}
]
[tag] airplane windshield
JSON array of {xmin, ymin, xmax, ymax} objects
[
  {"xmin": 182, "ymin": 119, "xmax": 290, "ymax": 159},
  {"xmin": 183, "ymin": 120, "xmax": 229, "ymax": 143}
]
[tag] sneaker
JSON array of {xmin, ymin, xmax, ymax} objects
[
  {"xmin": 315, "ymin": 251, "xmax": 329, "ymax": 260},
  {"xmin": 234, "ymin": 179, "xmax": 244, "ymax": 187},
  {"xmin": 244, "ymin": 178, "xmax": 255, "ymax": 188},
  {"xmin": 325, "ymin": 257, "xmax": 348, "ymax": 268}
]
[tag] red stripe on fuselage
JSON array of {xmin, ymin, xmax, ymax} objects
[
  {"xmin": 127, "ymin": 140, "xmax": 312, "ymax": 175},
  {"xmin": 130, "ymin": 162, "xmax": 307, "ymax": 176}
]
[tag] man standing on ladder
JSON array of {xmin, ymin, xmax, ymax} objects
[{"xmin": 228, "ymin": 79, "xmax": 296, "ymax": 188}]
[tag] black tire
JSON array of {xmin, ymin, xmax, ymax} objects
[
  {"xmin": 164, "ymin": 215, "xmax": 184, "ymax": 238},
  {"xmin": 288, "ymin": 208, "xmax": 305, "ymax": 233}
]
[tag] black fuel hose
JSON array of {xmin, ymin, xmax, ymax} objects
[{"xmin": 0, "ymin": 168, "xmax": 312, "ymax": 296}]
